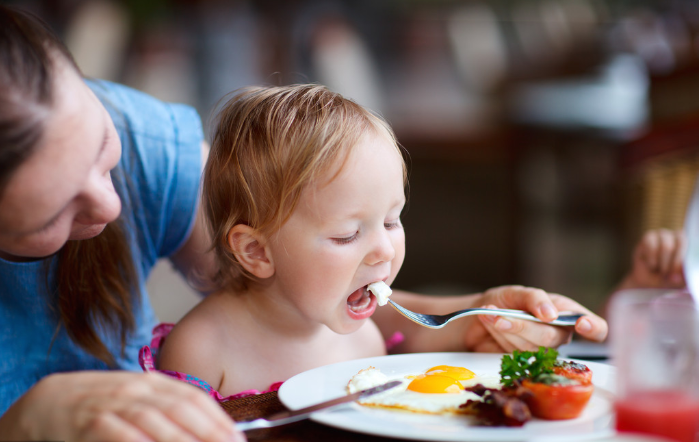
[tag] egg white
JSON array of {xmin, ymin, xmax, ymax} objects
[{"xmin": 347, "ymin": 366, "xmax": 501, "ymax": 414}]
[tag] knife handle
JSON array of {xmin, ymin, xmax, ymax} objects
[
  {"xmin": 236, "ymin": 413, "xmax": 309, "ymax": 432},
  {"xmin": 235, "ymin": 418, "xmax": 271, "ymax": 432},
  {"xmin": 235, "ymin": 380, "xmax": 402, "ymax": 432}
]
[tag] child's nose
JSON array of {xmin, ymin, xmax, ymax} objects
[{"xmin": 366, "ymin": 230, "xmax": 396, "ymax": 265}]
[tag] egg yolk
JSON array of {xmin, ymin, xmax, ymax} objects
[
  {"xmin": 425, "ymin": 365, "xmax": 475, "ymax": 381},
  {"xmin": 407, "ymin": 374, "xmax": 463, "ymax": 394}
]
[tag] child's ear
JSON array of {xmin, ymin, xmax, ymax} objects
[{"xmin": 227, "ymin": 225, "xmax": 274, "ymax": 279}]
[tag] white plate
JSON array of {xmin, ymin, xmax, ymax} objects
[{"xmin": 278, "ymin": 352, "xmax": 616, "ymax": 441}]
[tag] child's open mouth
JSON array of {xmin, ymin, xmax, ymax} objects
[{"xmin": 346, "ymin": 286, "xmax": 377, "ymax": 320}]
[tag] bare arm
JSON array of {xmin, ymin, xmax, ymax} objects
[
  {"xmin": 169, "ymin": 140, "xmax": 216, "ymax": 294},
  {"xmin": 157, "ymin": 307, "xmax": 226, "ymax": 392}
]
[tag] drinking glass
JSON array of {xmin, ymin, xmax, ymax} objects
[{"xmin": 609, "ymin": 289, "xmax": 699, "ymax": 442}]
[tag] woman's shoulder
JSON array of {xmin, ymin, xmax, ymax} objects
[
  {"xmin": 87, "ymin": 79, "xmax": 205, "ymax": 261},
  {"xmin": 86, "ymin": 78, "xmax": 203, "ymax": 145}
]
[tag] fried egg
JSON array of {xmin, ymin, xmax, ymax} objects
[
  {"xmin": 347, "ymin": 365, "xmax": 501, "ymax": 414},
  {"xmin": 367, "ymin": 281, "xmax": 392, "ymax": 306}
]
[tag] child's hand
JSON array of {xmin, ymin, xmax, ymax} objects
[
  {"xmin": 463, "ymin": 285, "xmax": 607, "ymax": 354},
  {"xmin": 620, "ymin": 229, "xmax": 686, "ymax": 290}
]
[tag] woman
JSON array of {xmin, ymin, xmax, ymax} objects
[
  {"xmin": 0, "ymin": 5, "xmax": 606, "ymax": 441},
  {"xmin": 0, "ymin": 5, "xmax": 243, "ymax": 442}
]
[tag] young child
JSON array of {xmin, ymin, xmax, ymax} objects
[{"xmin": 147, "ymin": 84, "xmax": 407, "ymax": 399}]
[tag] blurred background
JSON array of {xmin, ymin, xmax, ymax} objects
[{"xmin": 7, "ymin": 0, "xmax": 699, "ymax": 322}]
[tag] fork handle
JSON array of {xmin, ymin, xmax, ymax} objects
[{"xmin": 456, "ymin": 308, "xmax": 582, "ymax": 326}]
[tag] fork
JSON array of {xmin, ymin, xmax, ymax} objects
[{"xmin": 387, "ymin": 299, "xmax": 583, "ymax": 329}]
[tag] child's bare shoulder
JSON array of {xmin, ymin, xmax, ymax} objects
[
  {"xmin": 172, "ymin": 292, "xmax": 233, "ymax": 338},
  {"xmin": 157, "ymin": 292, "xmax": 237, "ymax": 381}
]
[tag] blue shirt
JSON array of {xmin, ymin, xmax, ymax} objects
[{"xmin": 0, "ymin": 80, "xmax": 204, "ymax": 414}]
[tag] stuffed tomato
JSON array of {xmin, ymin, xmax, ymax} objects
[
  {"xmin": 553, "ymin": 360, "xmax": 593, "ymax": 385},
  {"xmin": 521, "ymin": 375, "xmax": 594, "ymax": 420}
]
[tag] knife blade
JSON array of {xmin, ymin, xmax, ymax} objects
[{"xmin": 235, "ymin": 380, "xmax": 402, "ymax": 432}]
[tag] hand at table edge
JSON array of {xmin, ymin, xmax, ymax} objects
[{"xmin": 0, "ymin": 370, "xmax": 246, "ymax": 442}]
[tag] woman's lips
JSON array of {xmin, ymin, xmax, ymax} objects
[{"xmin": 346, "ymin": 286, "xmax": 377, "ymax": 320}]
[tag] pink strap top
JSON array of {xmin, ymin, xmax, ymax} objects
[
  {"xmin": 138, "ymin": 323, "xmax": 282, "ymax": 402},
  {"xmin": 138, "ymin": 323, "xmax": 404, "ymax": 403}
]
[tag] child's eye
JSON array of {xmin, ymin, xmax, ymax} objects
[
  {"xmin": 332, "ymin": 233, "xmax": 358, "ymax": 244},
  {"xmin": 385, "ymin": 219, "xmax": 402, "ymax": 230}
]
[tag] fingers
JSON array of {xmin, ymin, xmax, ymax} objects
[
  {"xmin": 148, "ymin": 373, "xmax": 238, "ymax": 437},
  {"xmin": 125, "ymin": 373, "xmax": 242, "ymax": 442},
  {"xmin": 636, "ymin": 229, "xmax": 685, "ymax": 281},
  {"xmin": 474, "ymin": 286, "xmax": 609, "ymax": 352},
  {"xmin": 478, "ymin": 306, "xmax": 573, "ymax": 351},
  {"xmin": 636, "ymin": 229, "xmax": 660, "ymax": 271},
  {"xmin": 53, "ymin": 372, "xmax": 245, "ymax": 442},
  {"xmin": 655, "ymin": 229, "xmax": 678, "ymax": 275},
  {"xmin": 120, "ymin": 403, "xmax": 192, "ymax": 442},
  {"xmin": 481, "ymin": 285, "xmax": 559, "ymax": 322},
  {"xmin": 78, "ymin": 411, "xmax": 150, "ymax": 442},
  {"xmin": 550, "ymin": 294, "xmax": 608, "ymax": 342},
  {"xmin": 670, "ymin": 230, "xmax": 686, "ymax": 284},
  {"xmin": 573, "ymin": 315, "xmax": 608, "ymax": 342}
]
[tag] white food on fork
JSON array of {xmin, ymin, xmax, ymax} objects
[{"xmin": 368, "ymin": 281, "xmax": 392, "ymax": 306}]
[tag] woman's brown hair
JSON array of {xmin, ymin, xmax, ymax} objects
[
  {"xmin": 0, "ymin": 5, "xmax": 137, "ymax": 366},
  {"xmin": 204, "ymin": 84, "xmax": 406, "ymax": 292}
]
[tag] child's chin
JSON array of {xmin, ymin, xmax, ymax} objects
[{"xmin": 331, "ymin": 320, "xmax": 368, "ymax": 336}]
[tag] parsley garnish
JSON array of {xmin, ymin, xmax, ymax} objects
[{"xmin": 499, "ymin": 346, "xmax": 558, "ymax": 386}]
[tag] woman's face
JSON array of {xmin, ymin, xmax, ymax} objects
[{"xmin": 0, "ymin": 60, "xmax": 122, "ymax": 260}]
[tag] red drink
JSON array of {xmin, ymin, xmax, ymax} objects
[{"xmin": 615, "ymin": 390, "xmax": 699, "ymax": 442}]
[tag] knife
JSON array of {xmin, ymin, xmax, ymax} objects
[{"xmin": 235, "ymin": 380, "xmax": 402, "ymax": 431}]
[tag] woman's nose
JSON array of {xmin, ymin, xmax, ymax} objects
[
  {"xmin": 74, "ymin": 171, "xmax": 121, "ymax": 225},
  {"xmin": 366, "ymin": 229, "xmax": 396, "ymax": 265}
]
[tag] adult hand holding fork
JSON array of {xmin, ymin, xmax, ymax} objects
[{"xmin": 372, "ymin": 285, "xmax": 608, "ymax": 354}]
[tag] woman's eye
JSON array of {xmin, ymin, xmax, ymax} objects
[
  {"xmin": 332, "ymin": 233, "xmax": 358, "ymax": 244},
  {"xmin": 35, "ymin": 214, "xmax": 61, "ymax": 234}
]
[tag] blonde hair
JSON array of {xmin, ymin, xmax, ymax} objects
[{"xmin": 204, "ymin": 84, "xmax": 405, "ymax": 292}]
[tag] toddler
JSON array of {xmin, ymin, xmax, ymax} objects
[{"xmin": 145, "ymin": 84, "xmax": 407, "ymax": 399}]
